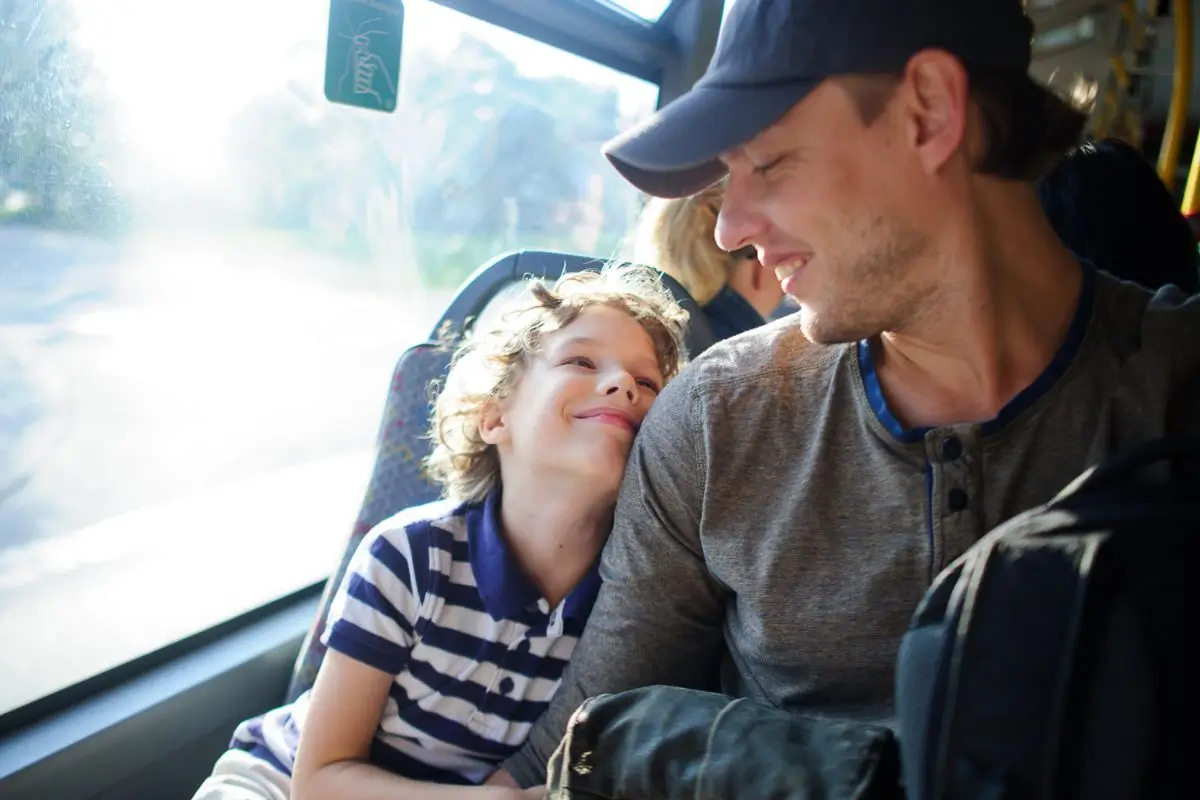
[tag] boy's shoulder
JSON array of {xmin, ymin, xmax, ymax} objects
[
  {"xmin": 347, "ymin": 498, "xmax": 477, "ymax": 618},
  {"xmin": 365, "ymin": 497, "xmax": 472, "ymax": 555}
]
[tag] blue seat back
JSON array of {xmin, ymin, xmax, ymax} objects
[{"xmin": 285, "ymin": 250, "xmax": 714, "ymax": 701}]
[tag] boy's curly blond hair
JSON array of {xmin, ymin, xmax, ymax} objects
[{"xmin": 424, "ymin": 263, "xmax": 690, "ymax": 505}]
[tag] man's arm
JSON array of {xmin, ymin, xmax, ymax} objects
[{"xmin": 502, "ymin": 376, "xmax": 728, "ymax": 787}]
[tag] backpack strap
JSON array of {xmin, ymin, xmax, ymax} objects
[
  {"xmin": 1078, "ymin": 433, "xmax": 1200, "ymax": 492},
  {"xmin": 934, "ymin": 520, "xmax": 1101, "ymax": 798}
]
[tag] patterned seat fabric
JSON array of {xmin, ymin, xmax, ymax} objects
[
  {"xmin": 285, "ymin": 250, "xmax": 715, "ymax": 702},
  {"xmin": 286, "ymin": 342, "xmax": 450, "ymax": 701}
]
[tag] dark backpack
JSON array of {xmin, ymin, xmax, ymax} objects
[{"xmin": 895, "ymin": 434, "xmax": 1200, "ymax": 800}]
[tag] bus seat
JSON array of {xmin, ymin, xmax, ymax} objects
[{"xmin": 284, "ymin": 250, "xmax": 714, "ymax": 702}]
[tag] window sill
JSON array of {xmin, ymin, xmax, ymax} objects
[{"xmin": 0, "ymin": 587, "xmax": 320, "ymax": 799}]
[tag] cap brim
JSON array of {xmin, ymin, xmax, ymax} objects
[{"xmin": 602, "ymin": 79, "xmax": 818, "ymax": 198}]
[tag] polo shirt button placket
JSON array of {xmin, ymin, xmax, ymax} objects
[{"xmin": 947, "ymin": 486, "xmax": 969, "ymax": 513}]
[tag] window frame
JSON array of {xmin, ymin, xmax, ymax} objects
[{"xmin": 0, "ymin": 585, "xmax": 321, "ymax": 796}]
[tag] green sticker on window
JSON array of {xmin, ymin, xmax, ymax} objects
[{"xmin": 325, "ymin": 0, "xmax": 403, "ymax": 113}]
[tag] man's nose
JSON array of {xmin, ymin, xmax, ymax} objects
[{"xmin": 715, "ymin": 174, "xmax": 765, "ymax": 254}]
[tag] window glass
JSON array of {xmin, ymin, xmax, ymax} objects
[
  {"xmin": 0, "ymin": 0, "xmax": 656, "ymax": 717},
  {"xmin": 1032, "ymin": 15, "xmax": 1097, "ymax": 53},
  {"xmin": 610, "ymin": 0, "xmax": 674, "ymax": 19}
]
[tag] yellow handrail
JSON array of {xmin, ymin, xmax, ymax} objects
[
  {"xmin": 1158, "ymin": 0, "xmax": 1192, "ymax": 191},
  {"xmin": 1184, "ymin": 136, "xmax": 1200, "ymax": 214},
  {"xmin": 1183, "ymin": 7, "xmax": 1200, "ymax": 211},
  {"xmin": 1183, "ymin": 145, "xmax": 1200, "ymax": 215}
]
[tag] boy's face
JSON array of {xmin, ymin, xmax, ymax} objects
[{"xmin": 480, "ymin": 304, "xmax": 665, "ymax": 497}]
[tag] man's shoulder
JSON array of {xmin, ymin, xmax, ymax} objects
[
  {"xmin": 1139, "ymin": 282, "xmax": 1200, "ymax": 352},
  {"xmin": 1094, "ymin": 273, "xmax": 1200, "ymax": 375},
  {"xmin": 648, "ymin": 316, "xmax": 864, "ymax": 441},
  {"xmin": 681, "ymin": 314, "xmax": 849, "ymax": 395},
  {"xmin": 636, "ymin": 315, "xmax": 860, "ymax": 454}
]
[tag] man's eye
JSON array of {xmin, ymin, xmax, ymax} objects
[{"xmin": 754, "ymin": 156, "xmax": 783, "ymax": 175}]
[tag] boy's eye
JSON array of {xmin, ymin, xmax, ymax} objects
[
  {"xmin": 637, "ymin": 378, "xmax": 661, "ymax": 393},
  {"xmin": 563, "ymin": 356, "xmax": 595, "ymax": 369}
]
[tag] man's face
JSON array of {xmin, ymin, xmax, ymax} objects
[{"xmin": 715, "ymin": 77, "xmax": 936, "ymax": 344}]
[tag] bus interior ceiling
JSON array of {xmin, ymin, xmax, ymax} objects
[{"xmin": 1029, "ymin": 0, "xmax": 1200, "ymax": 196}]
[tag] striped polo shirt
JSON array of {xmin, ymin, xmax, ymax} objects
[{"xmin": 230, "ymin": 490, "xmax": 602, "ymax": 785}]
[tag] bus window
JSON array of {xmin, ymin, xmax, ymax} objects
[
  {"xmin": 0, "ymin": 0, "xmax": 656, "ymax": 719},
  {"xmin": 611, "ymin": 0, "xmax": 675, "ymax": 20}
]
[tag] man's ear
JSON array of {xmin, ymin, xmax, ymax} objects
[
  {"xmin": 900, "ymin": 49, "xmax": 970, "ymax": 175},
  {"xmin": 478, "ymin": 399, "xmax": 509, "ymax": 445}
]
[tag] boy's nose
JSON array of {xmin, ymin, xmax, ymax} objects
[{"xmin": 602, "ymin": 372, "xmax": 636, "ymax": 402}]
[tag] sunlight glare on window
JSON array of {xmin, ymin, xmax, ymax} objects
[
  {"xmin": 0, "ymin": 0, "xmax": 657, "ymax": 718},
  {"xmin": 610, "ymin": 0, "xmax": 675, "ymax": 21}
]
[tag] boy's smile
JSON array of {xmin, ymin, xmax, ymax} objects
[
  {"xmin": 481, "ymin": 304, "xmax": 664, "ymax": 496},
  {"xmin": 573, "ymin": 407, "xmax": 639, "ymax": 436}
]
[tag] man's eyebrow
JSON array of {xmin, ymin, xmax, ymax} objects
[{"xmin": 719, "ymin": 144, "xmax": 747, "ymax": 166}]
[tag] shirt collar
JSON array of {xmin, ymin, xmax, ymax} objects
[{"xmin": 467, "ymin": 489, "xmax": 602, "ymax": 622}]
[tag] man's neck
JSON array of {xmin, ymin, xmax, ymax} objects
[
  {"xmin": 873, "ymin": 186, "xmax": 1085, "ymax": 430},
  {"xmin": 497, "ymin": 473, "xmax": 612, "ymax": 609}
]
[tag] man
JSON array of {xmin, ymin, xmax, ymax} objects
[{"xmin": 498, "ymin": 0, "xmax": 1200, "ymax": 790}]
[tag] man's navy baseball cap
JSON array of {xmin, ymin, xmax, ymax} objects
[{"xmin": 603, "ymin": 0, "xmax": 1035, "ymax": 198}]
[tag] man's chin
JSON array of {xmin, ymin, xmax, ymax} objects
[{"xmin": 798, "ymin": 308, "xmax": 874, "ymax": 346}]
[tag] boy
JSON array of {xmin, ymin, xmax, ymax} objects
[{"xmin": 192, "ymin": 264, "xmax": 690, "ymax": 800}]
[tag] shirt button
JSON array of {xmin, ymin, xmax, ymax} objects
[
  {"xmin": 498, "ymin": 676, "xmax": 515, "ymax": 695},
  {"xmin": 947, "ymin": 487, "xmax": 969, "ymax": 512},
  {"xmin": 941, "ymin": 436, "xmax": 962, "ymax": 461}
]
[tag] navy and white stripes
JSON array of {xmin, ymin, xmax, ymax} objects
[{"xmin": 230, "ymin": 492, "xmax": 601, "ymax": 785}]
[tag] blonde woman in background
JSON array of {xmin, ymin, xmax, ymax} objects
[{"xmin": 633, "ymin": 181, "xmax": 789, "ymax": 342}]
